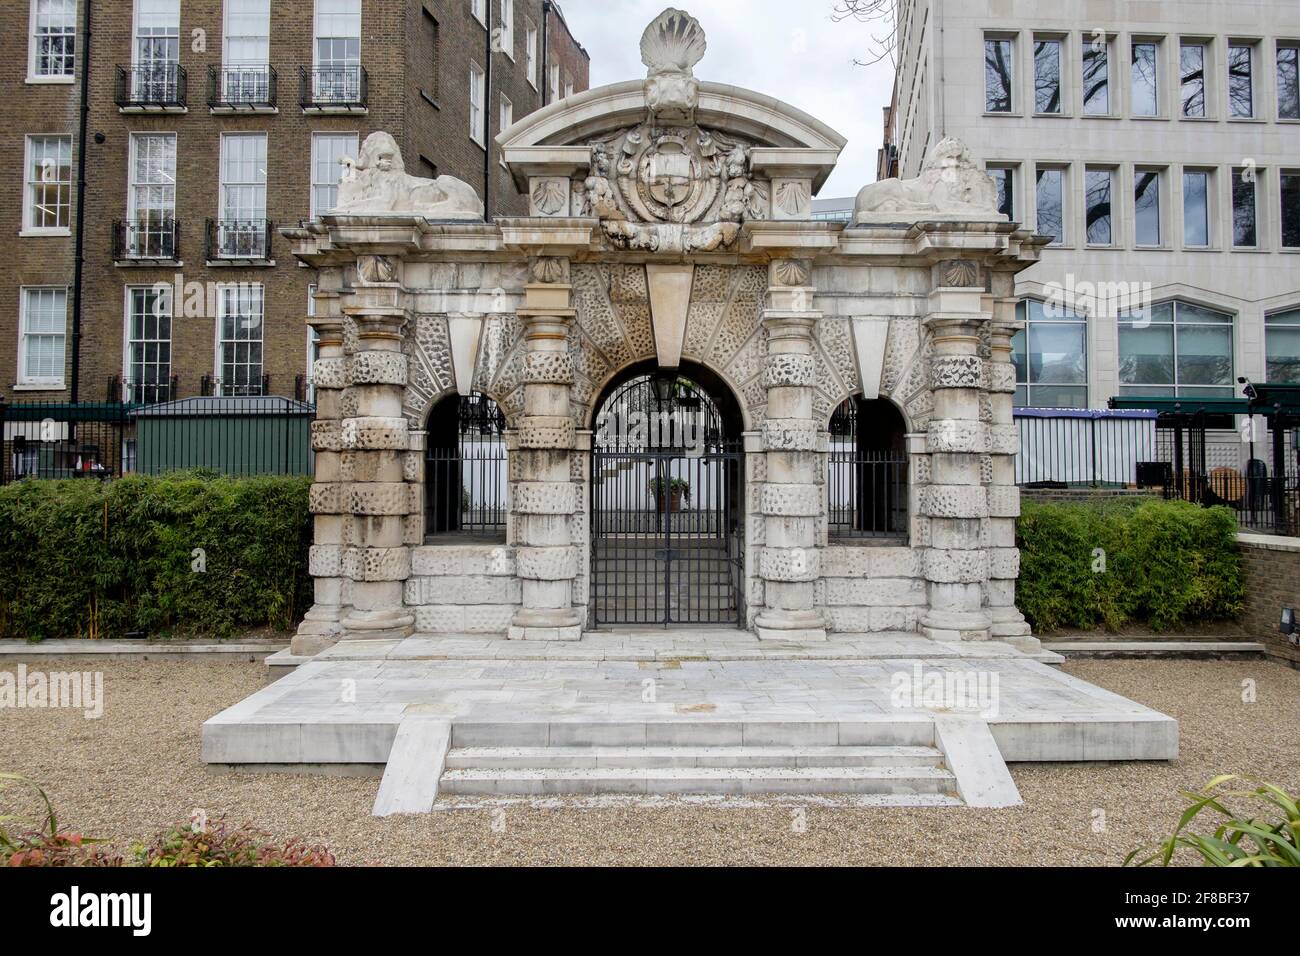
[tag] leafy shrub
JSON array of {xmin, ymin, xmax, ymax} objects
[
  {"xmin": 135, "ymin": 820, "xmax": 336, "ymax": 868},
  {"xmin": 0, "ymin": 773, "xmax": 121, "ymax": 867},
  {"xmin": 0, "ymin": 473, "xmax": 312, "ymax": 641},
  {"xmin": 1016, "ymin": 498, "xmax": 1243, "ymax": 632},
  {"xmin": 1126, "ymin": 775, "xmax": 1299, "ymax": 867}
]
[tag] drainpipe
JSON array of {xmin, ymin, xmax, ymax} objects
[
  {"xmin": 541, "ymin": 0, "xmax": 551, "ymax": 107},
  {"xmin": 483, "ymin": 6, "xmax": 493, "ymax": 221},
  {"xmin": 69, "ymin": 0, "xmax": 93, "ymax": 404}
]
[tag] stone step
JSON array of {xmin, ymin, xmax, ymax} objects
[
  {"xmin": 439, "ymin": 764, "xmax": 959, "ymax": 796},
  {"xmin": 450, "ymin": 720, "xmax": 938, "ymax": 748},
  {"xmin": 446, "ymin": 744, "xmax": 945, "ymax": 770}
]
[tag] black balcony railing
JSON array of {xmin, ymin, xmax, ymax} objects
[
  {"xmin": 108, "ymin": 375, "xmax": 178, "ymax": 405},
  {"xmin": 201, "ymin": 374, "xmax": 270, "ymax": 398},
  {"xmin": 112, "ymin": 219, "xmax": 180, "ymax": 261},
  {"xmin": 206, "ymin": 219, "xmax": 274, "ymax": 261},
  {"xmin": 115, "ymin": 63, "xmax": 187, "ymax": 109},
  {"xmin": 300, "ymin": 65, "xmax": 367, "ymax": 110},
  {"xmin": 207, "ymin": 64, "xmax": 277, "ymax": 109}
]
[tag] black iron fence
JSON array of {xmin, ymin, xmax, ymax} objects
[
  {"xmin": 207, "ymin": 64, "xmax": 277, "ymax": 109},
  {"xmin": 0, "ymin": 395, "xmax": 316, "ymax": 483},
  {"xmin": 300, "ymin": 65, "xmax": 368, "ymax": 110},
  {"xmin": 827, "ymin": 448, "xmax": 909, "ymax": 539},
  {"xmin": 205, "ymin": 218, "xmax": 274, "ymax": 261},
  {"xmin": 115, "ymin": 63, "xmax": 187, "ymax": 109},
  {"xmin": 112, "ymin": 218, "xmax": 180, "ymax": 261}
]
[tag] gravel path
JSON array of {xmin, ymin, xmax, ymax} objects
[{"xmin": 1, "ymin": 657, "xmax": 1296, "ymax": 866}]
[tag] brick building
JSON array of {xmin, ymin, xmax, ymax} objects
[{"xmin": 2, "ymin": 0, "xmax": 589, "ymax": 405}]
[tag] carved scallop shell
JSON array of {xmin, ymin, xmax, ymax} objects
[
  {"xmin": 531, "ymin": 178, "xmax": 568, "ymax": 215},
  {"xmin": 640, "ymin": 8, "xmax": 707, "ymax": 74}
]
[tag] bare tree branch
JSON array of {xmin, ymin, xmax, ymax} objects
[{"xmin": 830, "ymin": 0, "xmax": 898, "ymax": 67}]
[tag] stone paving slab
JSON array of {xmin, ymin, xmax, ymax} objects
[{"xmin": 203, "ymin": 638, "xmax": 1178, "ymax": 766}]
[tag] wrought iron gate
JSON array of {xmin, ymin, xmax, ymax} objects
[{"xmin": 590, "ymin": 374, "xmax": 743, "ymax": 627}]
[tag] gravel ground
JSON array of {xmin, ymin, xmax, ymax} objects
[{"xmin": 1, "ymin": 656, "xmax": 1297, "ymax": 866}]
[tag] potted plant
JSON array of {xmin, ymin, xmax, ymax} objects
[{"xmin": 648, "ymin": 477, "xmax": 691, "ymax": 513}]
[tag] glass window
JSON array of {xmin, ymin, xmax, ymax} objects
[
  {"xmin": 1035, "ymin": 167, "xmax": 1064, "ymax": 244},
  {"xmin": 988, "ymin": 166, "xmax": 1014, "ymax": 219},
  {"xmin": 30, "ymin": 0, "xmax": 77, "ymax": 78},
  {"xmin": 1119, "ymin": 301, "xmax": 1234, "ymax": 398},
  {"xmin": 1012, "ymin": 299, "xmax": 1087, "ymax": 408},
  {"xmin": 1183, "ymin": 171, "xmax": 1210, "ymax": 247},
  {"xmin": 127, "ymin": 287, "xmax": 172, "ymax": 403},
  {"xmin": 225, "ymin": 0, "xmax": 269, "ymax": 66},
  {"xmin": 548, "ymin": 62, "xmax": 559, "ymax": 103},
  {"xmin": 1282, "ymin": 172, "xmax": 1300, "ymax": 247},
  {"xmin": 219, "ymin": 133, "xmax": 267, "ymax": 222},
  {"xmin": 1135, "ymin": 169, "xmax": 1162, "ymax": 245},
  {"xmin": 525, "ymin": 24, "xmax": 538, "ymax": 87},
  {"xmin": 1180, "ymin": 42, "xmax": 1206, "ymax": 117},
  {"xmin": 499, "ymin": 0, "xmax": 513, "ymax": 57},
  {"xmin": 1085, "ymin": 169, "xmax": 1113, "ymax": 245},
  {"xmin": 314, "ymin": 0, "xmax": 361, "ymax": 103},
  {"xmin": 217, "ymin": 284, "xmax": 265, "ymax": 396},
  {"xmin": 499, "ymin": 93, "xmax": 512, "ymax": 134},
  {"xmin": 1132, "ymin": 41, "xmax": 1159, "ymax": 116},
  {"xmin": 1082, "ymin": 37, "xmax": 1109, "ymax": 114},
  {"xmin": 470, "ymin": 62, "xmax": 485, "ymax": 143},
  {"xmin": 19, "ymin": 287, "xmax": 67, "ymax": 386},
  {"xmin": 24, "ymin": 135, "xmax": 72, "ymax": 232},
  {"xmin": 1228, "ymin": 44, "xmax": 1254, "ymax": 117},
  {"xmin": 311, "ymin": 132, "xmax": 358, "ymax": 217},
  {"xmin": 1035, "ymin": 39, "xmax": 1061, "ymax": 113},
  {"xmin": 1278, "ymin": 45, "xmax": 1299, "ymax": 119},
  {"xmin": 1232, "ymin": 167, "xmax": 1258, "ymax": 247},
  {"xmin": 985, "ymin": 38, "xmax": 1013, "ymax": 112},
  {"xmin": 470, "ymin": 0, "xmax": 485, "ymax": 26},
  {"xmin": 1265, "ymin": 309, "xmax": 1300, "ymax": 383}
]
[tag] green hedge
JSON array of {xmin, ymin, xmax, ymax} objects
[
  {"xmin": 0, "ymin": 473, "xmax": 312, "ymax": 642},
  {"xmin": 1016, "ymin": 498, "xmax": 1243, "ymax": 633}
]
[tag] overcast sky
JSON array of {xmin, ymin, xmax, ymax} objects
[{"xmin": 557, "ymin": 0, "xmax": 896, "ymax": 198}]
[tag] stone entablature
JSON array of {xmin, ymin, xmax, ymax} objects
[{"xmin": 285, "ymin": 8, "xmax": 1048, "ymax": 657}]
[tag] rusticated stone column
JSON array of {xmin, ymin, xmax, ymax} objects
[
  {"xmin": 293, "ymin": 305, "xmax": 348, "ymax": 656},
  {"xmin": 335, "ymin": 303, "xmax": 415, "ymax": 642},
  {"xmin": 985, "ymin": 287, "xmax": 1039, "ymax": 651},
  {"xmin": 919, "ymin": 276, "xmax": 993, "ymax": 642},
  {"xmin": 509, "ymin": 257, "xmax": 583, "ymax": 642},
  {"xmin": 754, "ymin": 259, "xmax": 829, "ymax": 642}
]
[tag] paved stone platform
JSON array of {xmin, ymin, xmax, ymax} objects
[{"xmin": 204, "ymin": 632, "xmax": 1178, "ymax": 782}]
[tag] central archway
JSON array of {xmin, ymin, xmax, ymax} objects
[{"xmin": 589, "ymin": 360, "xmax": 745, "ymax": 628}]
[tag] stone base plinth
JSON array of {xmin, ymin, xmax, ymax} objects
[
  {"xmin": 753, "ymin": 609, "xmax": 829, "ymax": 643},
  {"xmin": 342, "ymin": 609, "xmax": 416, "ymax": 642}
]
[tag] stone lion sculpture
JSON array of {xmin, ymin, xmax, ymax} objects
[
  {"xmin": 332, "ymin": 132, "xmax": 484, "ymax": 220},
  {"xmin": 854, "ymin": 137, "xmax": 1002, "ymax": 223}
]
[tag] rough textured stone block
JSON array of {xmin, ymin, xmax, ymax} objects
[
  {"xmin": 923, "ymin": 549, "xmax": 989, "ymax": 583},
  {"xmin": 413, "ymin": 604, "xmax": 517, "ymax": 634},
  {"xmin": 762, "ymin": 354, "xmax": 816, "ymax": 387},
  {"xmin": 342, "ymin": 546, "xmax": 411, "ymax": 582},
  {"xmin": 824, "ymin": 577, "xmax": 926, "ymax": 606},
  {"xmin": 988, "ymin": 547, "xmax": 1021, "ymax": 579},
  {"xmin": 920, "ymin": 485, "xmax": 989, "ymax": 518},
  {"xmin": 927, "ymin": 419, "xmax": 991, "ymax": 454},
  {"xmin": 312, "ymin": 357, "xmax": 348, "ymax": 389},
  {"xmin": 931, "ymin": 355, "xmax": 984, "ymax": 389},
  {"xmin": 405, "ymin": 575, "xmax": 523, "ymax": 606},
  {"xmin": 308, "ymin": 545, "xmax": 345, "ymax": 577},
  {"xmin": 309, "ymin": 483, "xmax": 346, "ymax": 515},
  {"xmin": 348, "ymin": 483, "xmax": 412, "ymax": 516},
  {"xmin": 515, "ymin": 417, "xmax": 576, "ymax": 449},
  {"xmin": 516, "ymin": 546, "xmax": 580, "ymax": 581},
  {"xmin": 762, "ymin": 420, "xmax": 821, "ymax": 451},
  {"xmin": 410, "ymin": 546, "xmax": 516, "ymax": 577},
  {"xmin": 349, "ymin": 350, "xmax": 408, "ymax": 386},
  {"xmin": 759, "ymin": 547, "xmax": 820, "ymax": 582},
  {"xmin": 513, "ymin": 482, "xmax": 579, "ymax": 515},
  {"xmin": 311, "ymin": 420, "xmax": 345, "ymax": 453},
  {"xmin": 342, "ymin": 417, "xmax": 409, "ymax": 450},
  {"xmin": 760, "ymin": 484, "xmax": 821, "ymax": 517},
  {"xmin": 987, "ymin": 485, "xmax": 1021, "ymax": 517}
]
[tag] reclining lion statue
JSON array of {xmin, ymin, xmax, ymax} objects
[
  {"xmin": 854, "ymin": 137, "xmax": 1003, "ymax": 223},
  {"xmin": 332, "ymin": 132, "xmax": 484, "ymax": 220}
]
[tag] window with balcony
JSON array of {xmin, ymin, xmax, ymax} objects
[
  {"xmin": 1034, "ymin": 38, "xmax": 1062, "ymax": 114},
  {"xmin": 18, "ymin": 287, "xmax": 67, "ymax": 389},
  {"xmin": 985, "ymin": 37, "xmax": 1013, "ymax": 112},
  {"xmin": 1228, "ymin": 44, "xmax": 1255, "ymax": 118},
  {"xmin": 126, "ymin": 0, "xmax": 183, "ymax": 107},
  {"xmin": 126, "ymin": 287, "xmax": 173, "ymax": 403},
  {"xmin": 1082, "ymin": 34, "xmax": 1110, "ymax": 115},
  {"xmin": 122, "ymin": 132, "xmax": 177, "ymax": 260},
  {"xmin": 1085, "ymin": 168, "xmax": 1114, "ymax": 245},
  {"xmin": 214, "ymin": 133, "xmax": 269, "ymax": 260},
  {"xmin": 309, "ymin": 0, "xmax": 364, "ymax": 108},
  {"xmin": 215, "ymin": 0, "xmax": 273, "ymax": 108},
  {"xmin": 1232, "ymin": 167, "xmax": 1258, "ymax": 248},
  {"xmin": 1119, "ymin": 301, "xmax": 1235, "ymax": 399},
  {"xmin": 311, "ymin": 132, "xmax": 358, "ymax": 217},
  {"xmin": 29, "ymin": 0, "xmax": 76, "ymax": 80},
  {"xmin": 217, "ymin": 284, "xmax": 265, "ymax": 396},
  {"xmin": 1012, "ymin": 299, "xmax": 1088, "ymax": 409},
  {"xmin": 23, "ymin": 135, "xmax": 72, "ymax": 235},
  {"xmin": 1180, "ymin": 42, "xmax": 1206, "ymax": 117},
  {"xmin": 1265, "ymin": 309, "xmax": 1300, "ymax": 383},
  {"xmin": 1131, "ymin": 41, "xmax": 1160, "ymax": 116}
]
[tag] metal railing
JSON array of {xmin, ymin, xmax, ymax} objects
[
  {"xmin": 112, "ymin": 219, "xmax": 180, "ymax": 261},
  {"xmin": 0, "ymin": 395, "xmax": 315, "ymax": 482},
  {"xmin": 300, "ymin": 65, "xmax": 368, "ymax": 110},
  {"xmin": 205, "ymin": 219, "xmax": 274, "ymax": 261},
  {"xmin": 115, "ymin": 63, "xmax": 187, "ymax": 109},
  {"xmin": 108, "ymin": 375, "xmax": 178, "ymax": 406},
  {"xmin": 201, "ymin": 374, "xmax": 271, "ymax": 398},
  {"xmin": 827, "ymin": 447, "xmax": 909, "ymax": 539},
  {"xmin": 207, "ymin": 64, "xmax": 277, "ymax": 109},
  {"xmin": 1015, "ymin": 409, "xmax": 1159, "ymax": 488}
]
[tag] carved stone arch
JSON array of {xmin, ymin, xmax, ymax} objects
[{"xmin": 581, "ymin": 354, "xmax": 756, "ymax": 433}]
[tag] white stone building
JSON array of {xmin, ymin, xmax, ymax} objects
[{"xmin": 889, "ymin": 0, "xmax": 1300, "ymax": 450}]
